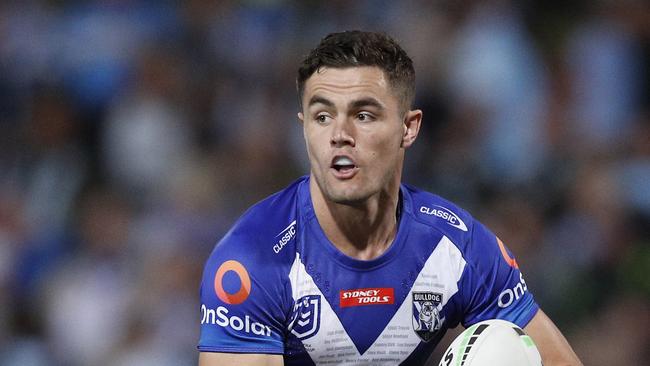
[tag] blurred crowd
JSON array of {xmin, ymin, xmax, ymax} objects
[{"xmin": 0, "ymin": 1, "xmax": 648, "ymax": 365}]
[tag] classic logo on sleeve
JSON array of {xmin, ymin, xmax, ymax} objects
[
  {"xmin": 288, "ymin": 295, "xmax": 321, "ymax": 340},
  {"xmin": 412, "ymin": 292, "xmax": 445, "ymax": 342},
  {"xmin": 214, "ymin": 260, "xmax": 251, "ymax": 305},
  {"xmin": 340, "ymin": 288, "xmax": 394, "ymax": 308}
]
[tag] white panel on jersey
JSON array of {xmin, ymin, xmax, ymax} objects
[
  {"xmin": 287, "ymin": 236, "xmax": 466, "ymax": 365},
  {"xmin": 289, "ymin": 253, "xmax": 359, "ymax": 362},
  {"xmin": 363, "ymin": 235, "xmax": 466, "ymax": 364}
]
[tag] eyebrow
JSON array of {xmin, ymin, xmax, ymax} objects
[
  {"xmin": 349, "ymin": 97, "xmax": 385, "ymax": 111},
  {"xmin": 308, "ymin": 96, "xmax": 334, "ymax": 107},
  {"xmin": 307, "ymin": 96, "xmax": 385, "ymax": 111}
]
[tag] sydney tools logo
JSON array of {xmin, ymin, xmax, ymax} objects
[{"xmin": 340, "ymin": 288, "xmax": 394, "ymax": 308}]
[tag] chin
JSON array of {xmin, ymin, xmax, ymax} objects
[
  {"xmin": 312, "ymin": 173, "xmax": 377, "ymax": 205},
  {"xmin": 324, "ymin": 186, "xmax": 373, "ymax": 205},
  {"xmin": 328, "ymin": 194, "xmax": 366, "ymax": 205}
]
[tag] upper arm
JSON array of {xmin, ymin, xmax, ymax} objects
[
  {"xmin": 524, "ymin": 309, "xmax": 583, "ymax": 366},
  {"xmin": 460, "ymin": 221, "xmax": 538, "ymax": 328},
  {"xmin": 198, "ymin": 229, "xmax": 289, "ymax": 355},
  {"xmin": 199, "ymin": 352, "xmax": 283, "ymax": 366}
]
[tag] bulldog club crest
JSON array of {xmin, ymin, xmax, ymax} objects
[
  {"xmin": 412, "ymin": 292, "xmax": 444, "ymax": 342},
  {"xmin": 288, "ymin": 294, "xmax": 321, "ymax": 340}
]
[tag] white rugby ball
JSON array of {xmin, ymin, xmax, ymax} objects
[{"xmin": 437, "ymin": 319, "xmax": 542, "ymax": 366}]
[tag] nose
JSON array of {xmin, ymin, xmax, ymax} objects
[{"xmin": 330, "ymin": 119, "xmax": 355, "ymax": 147}]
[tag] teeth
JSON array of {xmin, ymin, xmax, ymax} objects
[{"xmin": 334, "ymin": 157, "xmax": 354, "ymax": 166}]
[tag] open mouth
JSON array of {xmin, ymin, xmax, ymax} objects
[{"xmin": 331, "ymin": 156, "xmax": 357, "ymax": 175}]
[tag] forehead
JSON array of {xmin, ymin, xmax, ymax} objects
[{"xmin": 302, "ymin": 66, "xmax": 396, "ymax": 106}]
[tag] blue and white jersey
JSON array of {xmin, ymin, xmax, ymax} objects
[{"xmin": 198, "ymin": 177, "xmax": 538, "ymax": 365}]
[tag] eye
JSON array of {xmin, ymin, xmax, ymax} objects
[
  {"xmin": 315, "ymin": 114, "xmax": 331, "ymax": 124},
  {"xmin": 356, "ymin": 112, "xmax": 375, "ymax": 122}
]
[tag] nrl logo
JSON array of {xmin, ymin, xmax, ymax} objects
[
  {"xmin": 288, "ymin": 294, "xmax": 321, "ymax": 340},
  {"xmin": 412, "ymin": 292, "xmax": 444, "ymax": 342}
]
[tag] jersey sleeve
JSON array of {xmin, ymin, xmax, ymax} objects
[
  {"xmin": 458, "ymin": 220, "xmax": 539, "ymax": 328},
  {"xmin": 198, "ymin": 227, "xmax": 288, "ymax": 354}
]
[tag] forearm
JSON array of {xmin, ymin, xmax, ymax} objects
[
  {"xmin": 524, "ymin": 309, "xmax": 583, "ymax": 366},
  {"xmin": 199, "ymin": 352, "xmax": 284, "ymax": 366}
]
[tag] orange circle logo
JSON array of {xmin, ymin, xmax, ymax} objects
[{"xmin": 214, "ymin": 260, "xmax": 251, "ymax": 304}]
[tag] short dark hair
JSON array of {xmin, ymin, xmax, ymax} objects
[{"xmin": 297, "ymin": 30, "xmax": 416, "ymax": 113}]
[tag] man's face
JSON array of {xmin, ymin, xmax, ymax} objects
[{"xmin": 299, "ymin": 66, "xmax": 420, "ymax": 205}]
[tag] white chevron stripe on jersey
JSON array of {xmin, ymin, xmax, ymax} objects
[
  {"xmin": 361, "ymin": 235, "xmax": 466, "ymax": 364},
  {"xmin": 287, "ymin": 236, "xmax": 467, "ymax": 365},
  {"xmin": 289, "ymin": 253, "xmax": 358, "ymax": 362}
]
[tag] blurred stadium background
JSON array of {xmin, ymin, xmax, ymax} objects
[{"xmin": 0, "ymin": 0, "xmax": 648, "ymax": 365}]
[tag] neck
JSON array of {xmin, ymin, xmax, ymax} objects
[{"xmin": 310, "ymin": 178, "xmax": 401, "ymax": 261}]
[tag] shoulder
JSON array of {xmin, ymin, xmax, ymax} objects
[
  {"xmin": 198, "ymin": 179, "xmax": 307, "ymax": 347},
  {"xmin": 217, "ymin": 177, "xmax": 305, "ymax": 257},
  {"xmin": 402, "ymin": 185, "xmax": 538, "ymax": 328},
  {"xmin": 403, "ymin": 184, "xmax": 503, "ymax": 265},
  {"xmin": 403, "ymin": 184, "xmax": 475, "ymax": 247},
  {"xmin": 203, "ymin": 178, "xmax": 306, "ymax": 287}
]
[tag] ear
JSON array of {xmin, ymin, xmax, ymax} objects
[
  {"xmin": 297, "ymin": 112, "xmax": 305, "ymax": 125},
  {"xmin": 401, "ymin": 109, "xmax": 422, "ymax": 148}
]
